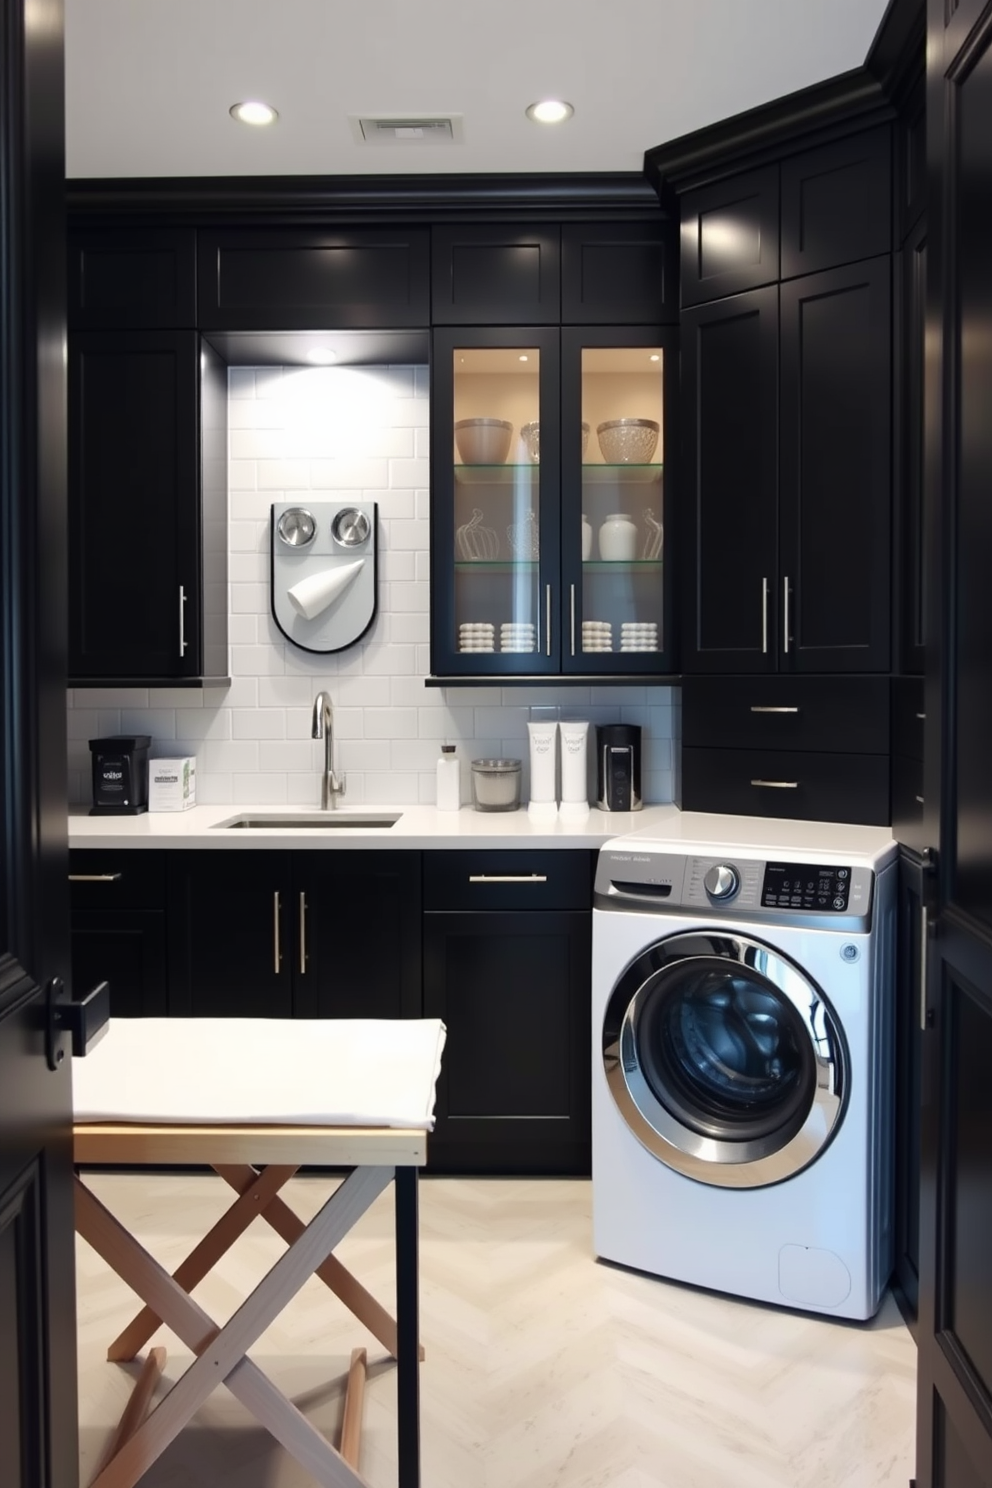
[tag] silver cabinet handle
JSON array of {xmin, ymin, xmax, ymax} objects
[
  {"xmin": 750, "ymin": 779, "xmax": 799, "ymax": 789},
  {"xmin": 179, "ymin": 585, "xmax": 188, "ymax": 656},
  {"xmin": 750, "ymin": 706, "xmax": 800, "ymax": 714},
  {"xmin": 782, "ymin": 575, "xmax": 791, "ymax": 654},
  {"xmin": 570, "ymin": 584, "xmax": 576, "ymax": 657},
  {"xmin": 468, "ymin": 873, "xmax": 549, "ymax": 884},
  {"xmin": 299, "ymin": 892, "xmax": 307, "ymax": 975},
  {"xmin": 761, "ymin": 577, "xmax": 768, "ymax": 654},
  {"xmin": 915, "ymin": 795, "xmax": 925, "ymax": 805},
  {"xmin": 916, "ymin": 712, "xmax": 926, "ymax": 721},
  {"xmin": 546, "ymin": 584, "xmax": 552, "ymax": 657},
  {"xmin": 273, "ymin": 891, "xmax": 282, "ymax": 974},
  {"xmin": 68, "ymin": 873, "xmax": 123, "ymax": 882}
]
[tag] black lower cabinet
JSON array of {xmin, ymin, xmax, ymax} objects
[
  {"xmin": 893, "ymin": 846, "xmax": 925, "ymax": 1334},
  {"xmin": 69, "ymin": 851, "xmax": 168, "ymax": 1017},
  {"xmin": 167, "ymin": 850, "xmax": 422, "ymax": 1020},
  {"xmin": 423, "ymin": 851, "xmax": 593, "ymax": 1175}
]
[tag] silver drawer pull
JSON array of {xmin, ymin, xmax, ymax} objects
[
  {"xmin": 749, "ymin": 706, "xmax": 800, "ymax": 714},
  {"xmin": 916, "ymin": 712, "xmax": 926, "ymax": 721},
  {"xmin": 750, "ymin": 779, "xmax": 799, "ymax": 789},
  {"xmin": 68, "ymin": 873, "xmax": 122, "ymax": 882},
  {"xmin": 915, "ymin": 795, "xmax": 925, "ymax": 805},
  {"xmin": 273, "ymin": 891, "xmax": 282, "ymax": 974},
  {"xmin": 468, "ymin": 874, "xmax": 549, "ymax": 884}
]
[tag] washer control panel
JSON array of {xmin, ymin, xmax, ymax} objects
[{"xmin": 760, "ymin": 861, "xmax": 858, "ymax": 912}]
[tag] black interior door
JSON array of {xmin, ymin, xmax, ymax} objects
[
  {"xmin": 0, "ymin": 2, "xmax": 78, "ymax": 1483},
  {"xmin": 916, "ymin": 5, "xmax": 992, "ymax": 1482}
]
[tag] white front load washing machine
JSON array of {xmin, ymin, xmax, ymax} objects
[{"xmin": 591, "ymin": 830, "xmax": 897, "ymax": 1320}]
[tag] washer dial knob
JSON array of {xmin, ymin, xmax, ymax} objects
[{"xmin": 704, "ymin": 863, "xmax": 740, "ymax": 900}]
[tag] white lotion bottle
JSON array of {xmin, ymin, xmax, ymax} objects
[
  {"xmin": 527, "ymin": 719, "xmax": 559, "ymax": 819},
  {"xmin": 559, "ymin": 720, "xmax": 590, "ymax": 816},
  {"xmin": 436, "ymin": 744, "xmax": 460, "ymax": 812}
]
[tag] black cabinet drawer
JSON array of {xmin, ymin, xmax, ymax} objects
[
  {"xmin": 431, "ymin": 224, "xmax": 561, "ymax": 324},
  {"xmin": 561, "ymin": 221, "xmax": 677, "ymax": 324},
  {"xmin": 892, "ymin": 675, "xmax": 926, "ymax": 761},
  {"xmin": 68, "ymin": 229, "xmax": 197, "ymax": 329},
  {"xmin": 424, "ymin": 850, "xmax": 593, "ymax": 911},
  {"xmin": 682, "ymin": 677, "xmax": 890, "ymax": 754},
  {"xmin": 198, "ymin": 228, "xmax": 430, "ymax": 329},
  {"xmin": 780, "ymin": 127, "xmax": 891, "ymax": 279},
  {"xmin": 680, "ymin": 165, "xmax": 780, "ymax": 306},
  {"xmin": 71, "ymin": 910, "xmax": 168, "ymax": 1017},
  {"xmin": 69, "ymin": 850, "xmax": 166, "ymax": 911},
  {"xmin": 681, "ymin": 747, "xmax": 891, "ymax": 826}
]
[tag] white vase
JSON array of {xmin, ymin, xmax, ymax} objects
[
  {"xmin": 581, "ymin": 514, "xmax": 592, "ymax": 561},
  {"xmin": 598, "ymin": 513, "xmax": 637, "ymax": 562}
]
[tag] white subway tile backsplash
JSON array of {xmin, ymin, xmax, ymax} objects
[{"xmin": 65, "ymin": 363, "xmax": 676, "ymax": 808}]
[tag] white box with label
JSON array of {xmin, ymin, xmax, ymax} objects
[{"xmin": 148, "ymin": 757, "xmax": 196, "ymax": 812}]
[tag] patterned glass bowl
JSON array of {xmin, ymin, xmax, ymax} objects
[
  {"xmin": 596, "ymin": 418, "xmax": 659, "ymax": 465},
  {"xmin": 519, "ymin": 422, "xmax": 590, "ymax": 462},
  {"xmin": 455, "ymin": 418, "xmax": 513, "ymax": 465}
]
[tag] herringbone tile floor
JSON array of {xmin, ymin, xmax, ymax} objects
[{"xmin": 75, "ymin": 1172, "xmax": 917, "ymax": 1488}]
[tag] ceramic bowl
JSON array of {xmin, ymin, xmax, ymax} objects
[
  {"xmin": 596, "ymin": 418, "xmax": 659, "ymax": 465},
  {"xmin": 455, "ymin": 418, "xmax": 513, "ymax": 465}
]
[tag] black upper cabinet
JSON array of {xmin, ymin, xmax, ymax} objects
[
  {"xmin": 431, "ymin": 224, "xmax": 561, "ymax": 324},
  {"xmin": 780, "ymin": 127, "xmax": 892, "ymax": 280},
  {"xmin": 779, "ymin": 257, "xmax": 892, "ymax": 672},
  {"xmin": 682, "ymin": 259, "xmax": 891, "ymax": 675},
  {"xmin": 197, "ymin": 227, "xmax": 430, "ymax": 329},
  {"xmin": 896, "ymin": 77, "xmax": 927, "ymax": 244},
  {"xmin": 68, "ymin": 331, "xmax": 228, "ymax": 684},
  {"xmin": 898, "ymin": 214, "xmax": 927, "ymax": 676},
  {"xmin": 680, "ymin": 166, "xmax": 780, "ymax": 307},
  {"xmin": 681, "ymin": 286, "xmax": 780, "ymax": 671},
  {"xmin": 68, "ymin": 229, "xmax": 197, "ymax": 330},
  {"xmin": 560, "ymin": 221, "xmax": 677, "ymax": 324}
]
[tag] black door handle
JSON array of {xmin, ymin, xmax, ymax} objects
[{"xmin": 45, "ymin": 977, "xmax": 111, "ymax": 1070}]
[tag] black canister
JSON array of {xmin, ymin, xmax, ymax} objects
[
  {"xmin": 596, "ymin": 724, "xmax": 642, "ymax": 812},
  {"xmin": 89, "ymin": 736, "xmax": 151, "ymax": 815}
]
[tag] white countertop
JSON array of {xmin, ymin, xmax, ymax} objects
[{"xmin": 68, "ymin": 802, "xmax": 896, "ymax": 859}]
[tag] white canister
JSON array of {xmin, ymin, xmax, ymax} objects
[
  {"xmin": 581, "ymin": 514, "xmax": 592, "ymax": 561},
  {"xmin": 598, "ymin": 513, "xmax": 637, "ymax": 562},
  {"xmin": 559, "ymin": 720, "xmax": 589, "ymax": 806},
  {"xmin": 527, "ymin": 719, "xmax": 558, "ymax": 805},
  {"xmin": 436, "ymin": 745, "xmax": 460, "ymax": 811}
]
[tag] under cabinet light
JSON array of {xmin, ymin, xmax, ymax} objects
[
  {"xmin": 230, "ymin": 101, "xmax": 278, "ymax": 127},
  {"xmin": 525, "ymin": 100, "xmax": 574, "ymax": 125},
  {"xmin": 306, "ymin": 348, "xmax": 338, "ymax": 365}
]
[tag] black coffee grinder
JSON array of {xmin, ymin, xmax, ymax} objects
[{"xmin": 596, "ymin": 724, "xmax": 642, "ymax": 812}]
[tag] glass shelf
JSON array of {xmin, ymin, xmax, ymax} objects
[
  {"xmin": 454, "ymin": 560, "xmax": 538, "ymax": 571},
  {"xmin": 582, "ymin": 464, "xmax": 663, "ymax": 484},
  {"xmin": 454, "ymin": 464, "xmax": 539, "ymax": 485},
  {"xmin": 583, "ymin": 559, "xmax": 663, "ymax": 570}
]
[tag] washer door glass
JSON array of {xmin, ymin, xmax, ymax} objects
[{"xmin": 603, "ymin": 932, "xmax": 847, "ymax": 1188}]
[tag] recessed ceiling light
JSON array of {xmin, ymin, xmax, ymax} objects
[
  {"xmin": 649, "ymin": 354, "xmax": 660, "ymax": 362},
  {"xmin": 519, "ymin": 354, "xmax": 529, "ymax": 362},
  {"xmin": 230, "ymin": 101, "xmax": 278, "ymax": 127},
  {"xmin": 306, "ymin": 347, "xmax": 338, "ymax": 365},
  {"xmin": 526, "ymin": 100, "xmax": 574, "ymax": 125}
]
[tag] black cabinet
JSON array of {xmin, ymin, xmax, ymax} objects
[
  {"xmin": 198, "ymin": 228, "xmax": 430, "ymax": 330},
  {"xmin": 69, "ymin": 851, "xmax": 168, "ymax": 1018},
  {"xmin": 560, "ymin": 222, "xmax": 677, "ymax": 325},
  {"xmin": 422, "ymin": 851, "xmax": 592, "ymax": 1173},
  {"xmin": 166, "ymin": 850, "xmax": 422, "ymax": 1021},
  {"xmin": 431, "ymin": 323, "xmax": 676, "ymax": 678},
  {"xmin": 431, "ymin": 224, "xmax": 561, "ymax": 325},
  {"xmin": 779, "ymin": 127, "xmax": 891, "ymax": 279},
  {"xmin": 682, "ymin": 260, "xmax": 891, "ymax": 675},
  {"xmin": 67, "ymin": 331, "xmax": 229, "ymax": 686},
  {"xmin": 68, "ymin": 228, "xmax": 196, "ymax": 330},
  {"xmin": 897, "ymin": 214, "xmax": 927, "ymax": 676},
  {"xmin": 680, "ymin": 166, "xmax": 780, "ymax": 307}
]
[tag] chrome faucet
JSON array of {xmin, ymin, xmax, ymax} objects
[{"xmin": 311, "ymin": 691, "xmax": 345, "ymax": 810}]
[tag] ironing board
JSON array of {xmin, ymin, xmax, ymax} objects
[{"xmin": 72, "ymin": 1017, "xmax": 446, "ymax": 1488}]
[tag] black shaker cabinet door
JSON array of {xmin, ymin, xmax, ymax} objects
[
  {"xmin": 780, "ymin": 127, "xmax": 892, "ymax": 280},
  {"xmin": 560, "ymin": 221, "xmax": 677, "ymax": 325},
  {"xmin": 679, "ymin": 166, "xmax": 780, "ymax": 307},
  {"xmin": 68, "ymin": 330, "xmax": 201, "ymax": 682},
  {"xmin": 431, "ymin": 224, "xmax": 561, "ymax": 324},
  {"xmin": 67, "ymin": 228, "xmax": 197, "ymax": 330},
  {"xmin": 681, "ymin": 286, "xmax": 780, "ymax": 673},
  {"xmin": 779, "ymin": 258, "xmax": 892, "ymax": 673}
]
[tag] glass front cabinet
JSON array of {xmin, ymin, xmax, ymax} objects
[{"xmin": 431, "ymin": 325, "xmax": 675, "ymax": 677}]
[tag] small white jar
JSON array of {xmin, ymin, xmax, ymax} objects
[{"xmin": 598, "ymin": 513, "xmax": 637, "ymax": 562}]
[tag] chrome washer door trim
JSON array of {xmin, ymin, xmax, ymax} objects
[{"xmin": 603, "ymin": 931, "xmax": 847, "ymax": 1189}]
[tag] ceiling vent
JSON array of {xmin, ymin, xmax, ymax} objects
[{"xmin": 350, "ymin": 115, "xmax": 464, "ymax": 146}]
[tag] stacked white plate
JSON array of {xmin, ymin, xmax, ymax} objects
[
  {"xmin": 500, "ymin": 621, "xmax": 537, "ymax": 654},
  {"xmin": 620, "ymin": 622, "xmax": 659, "ymax": 652},
  {"xmin": 582, "ymin": 620, "xmax": 613, "ymax": 654},
  {"xmin": 459, "ymin": 622, "xmax": 495, "ymax": 653}
]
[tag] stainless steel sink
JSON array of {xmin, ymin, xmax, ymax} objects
[{"xmin": 214, "ymin": 812, "xmax": 401, "ymax": 830}]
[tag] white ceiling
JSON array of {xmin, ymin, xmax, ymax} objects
[{"xmin": 65, "ymin": 0, "xmax": 891, "ymax": 181}]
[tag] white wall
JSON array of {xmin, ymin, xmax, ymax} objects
[{"xmin": 66, "ymin": 364, "xmax": 677, "ymax": 808}]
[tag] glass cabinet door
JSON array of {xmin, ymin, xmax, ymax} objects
[
  {"xmin": 561, "ymin": 331, "xmax": 671, "ymax": 674},
  {"xmin": 432, "ymin": 328, "xmax": 560, "ymax": 674}
]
